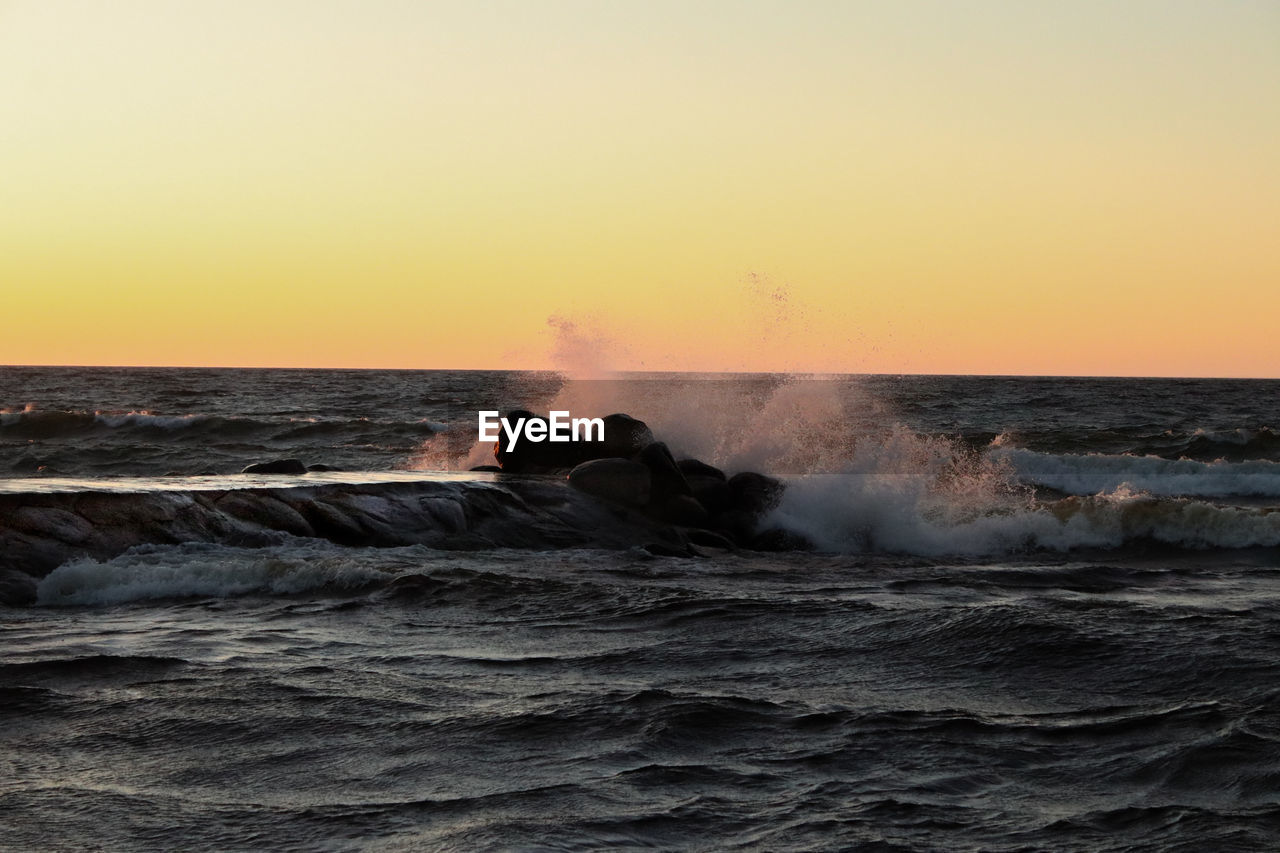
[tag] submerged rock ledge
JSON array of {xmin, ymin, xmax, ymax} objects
[{"xmin": 0, "ymin": 478, "xmax": 696, "ymax": 606}]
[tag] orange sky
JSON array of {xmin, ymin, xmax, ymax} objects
[{"xmin": 2, "ymin": 1, "xmax": 1277, "ymax": 376}]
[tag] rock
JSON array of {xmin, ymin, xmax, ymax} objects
[
  {"xmin": 493, "ymin": 411, "xmax": 655, "ymax": 474},
  {"xmin": 469, "ymin": 465, "xmax": 503, "ymax": 472},
  {"xmin": 600, "ymin": 413, "xmax": 654, "ymax": 458},
  {"xmin": 214, "ymin": 492, "xmax": 314, "ymax": 538},
  {"xmin": 637, "ymin": 442, "xmax": 692, "ymax": 504},
  {"xmin": 713, "ymin": 509, "xmax": 758, "ymax": 546},
  {"xmin": 677, "ymin": 458, "xmax": 726, "ymax": 481},
  {"xmin": 658, "ymin": 494, "xmax": 709, "ymax": 527},
  {"xmin": 493, "ymin": 410, "xmax": 585, "ymax": 473},
  {"xmin": 567, "ymin": 458, "xmax": 651, "ymax": 507},
  {"xmin": 296, "ymin": 499, "xmax": 369, "ymax": 544},
  {"xmin": 0, "ymin": 479, "xmax": 693, "ymax": 603},
  {"xmin": 242, "ymin": 459, "xmax": 308, "ymax": 475},
  {"xmin": 687, "ymin": 476, "xmax": 732, "ymax": 516},
  {"xmin": 727, "ymin": 471, "xmax": 785, "ymax": 515},
  {"xmin": 0, "ymin": 570, "xmax": 38, "ymax": 606},
  {"xmin": 9, "ymin": 506, "xmax": 94, "ymax": 545},
  {"xmin": 306, "ymin": 464, "xmax": 340, "ymax": 472}
]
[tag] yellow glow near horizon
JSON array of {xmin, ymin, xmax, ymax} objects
[{"xmin": 2, "ymin": 1, "xmax": 1277, "ymax": 376}]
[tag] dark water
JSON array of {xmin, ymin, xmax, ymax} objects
[{"xmin": 3, "ymin": 368, "xmax": 1280, "ymax": 851}]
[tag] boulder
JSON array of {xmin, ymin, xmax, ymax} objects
[
  {"xmin": 637, "ymin": 442, "xmax": 692, "ymax": 504},
  {"xmin": 713, "ymin": 509, "xmax": 759, "ymax": 546},
  {"xmin": 657, "ymin": 494, "xmax": 709, "ymax": 527},
  {"xmin": 493, "ymin": 411, "xmax": 655, "ymax": 473},
  {"xmin": 727, "ymin": 471, "xmax": 784, "ymax": 515},
  {"xmin": 677, "ymin": 458, "xmax": 726, "ymax": 481},
  {"xmin": 567, "ymin": 458, "xmax": 651, "ymax": 507},
  {"xmin": 493, "ymin": 409, "xmax": 588, "ymax": 473},
  {"xmin": 600, "ymin": 413, "xmax": 654, "ymax": 457},
  {"xmin": 242, "ymin": 459, "xmax": 308, "ymax": 475},
  {"xmin": 687, "ymin": 476, "xmax": 732, "ymax": 516}
]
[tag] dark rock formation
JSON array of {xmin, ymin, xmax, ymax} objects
[
  {"xmin": 567, "ymin": 458, "xmax": 651, "ymax": 507},
  {"xmin": 677, "ymin": 459, "xmax": 725, "ymax": 481},
  {"xmin": 600, "ymin": 413, "xmax": 654, "ymax": 458},
  {"xmin": 657, "ymin": 494, "xmax": 709, "ymax": 527},
  {"xmin": 538, "ymin": 415, "xmax": 791, "ymax": 548},
  {"xmin": 0, "ymin": 478, "xmax": 691, "ymax": 606},
  {"xmin": 637, "ymin": 442, "xmax": 692, "ymax": 504},
  {"xmin": 493, "ymin": 410, "xmax": 581, "ymax": 473},
  {"xmin": 690, "ymin": 480, "xmax": 732, "ymax": 516},
  {"xmin": 494, "ymin": 411, "xmax": 654, "ymax": 474},
  {"xmin": 727, "ymin": 471, "xmax": 785, "ymax": 515}
]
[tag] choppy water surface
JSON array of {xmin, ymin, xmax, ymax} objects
[{"xmin": 3, "ymin": 368, "xmax": 1280, "ymax": 851}]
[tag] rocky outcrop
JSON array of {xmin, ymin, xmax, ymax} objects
[
  {"xmin": 555, "ymin": 415, "xmax": 800, "ymax": 551},
  {"xmin": 493, "ymin": 412, "xmax": 654, "ymax": 474},
  {"xmin": 0, "ymin": 478, "xmax": 690, "ymax": 606},
  {"xmin": 566, "ymin": 458, "xmax": 651, "ymax": 507}
]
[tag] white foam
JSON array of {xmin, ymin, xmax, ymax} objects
[
  {"xmin": 35, "ymin": 543, "xmax": 392, "ymax": 606},
  {"xmin": 769, "ymin": 473, "xmax": 1280, "ymax": 556},
  {"xmin": 996, "ymin": 448, "xmax": 1280, "ymax": 498},
  {"xmin": 93, "ymin": 411, "xmax": 211, "ymax": 429}
]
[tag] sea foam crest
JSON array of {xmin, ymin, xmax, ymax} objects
[
  {"xmin": 92, "ymin": 411, "xmax": 213, "ymax": 429},
  {"xmin": 36, "ymin": 543, "xmax": 391, "ymax": 606},
  {"xmin": 995, "ymin": 448, "xmax": 1280, "ymax": 498},
  {"xmin": 770, "ymin": 473, "xmax": 1280, "ymax": 556},
  {"xmin": 764, "ymin": 427, "xmax": 1280, "ymax": 555}
]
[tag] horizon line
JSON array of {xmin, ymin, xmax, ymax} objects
[{"xmin": 2, "ymin": 363, "xmax": 1277, "ymax": 382}]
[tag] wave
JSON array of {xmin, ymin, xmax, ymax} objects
[
  {"xmin": 989, "ymin": 425, "xmax": 1280, "ymax": 462},
  {"xmin": 995, "ymin": 448, "xmax": 1280, "ymax": 498},
  {"xmin": 768, "ymin": 475, "xmax": 1280, "ymax": 556},
  {"xmin": 0, "ymin": 407, "xmax": 442, "ymax": 443},
  {"xmin": 0, "ymin": 408, "xmax": 258, "ymax": 439},
  {"xmin": 35, "ymin": 542, "xmax": 392, "ymax": 606},
  {"xmin": 1167, "ymin": 427, "xmax": 1280, "ymax": 462}
]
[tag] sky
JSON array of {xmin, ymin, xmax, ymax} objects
[{"xmin": 1, "ymin": 0, "xmax": 1277, "ymax": 376}]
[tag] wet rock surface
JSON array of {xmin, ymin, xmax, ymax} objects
[{"xmin": 0, "ymin": 478, "xmax": 689, "ymax": 606}]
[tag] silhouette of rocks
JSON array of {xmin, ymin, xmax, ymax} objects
[
  {"xmin": 638, "ymin": 442, "xmax": 692, "ymax": 504},
  {"xmin": 657, "ymin": 494, "xmax": 709, "ymax": 527},
  {"xmin": 600, "ymin": 413, "xmax": 654, "ymax": 457},
  {"xmin": 727, "ymin": 471, "xmax": 784, "ymax": 515},
  {"xmin": 677, "ymin": 458, "xmax": 725, "ymax": 480},
  {"xmin": 494, "ymin": 411, "xmax": 656, "ymax": 474},
  {"xmin": 567, "ymin": 458, "xmax": 651, "ymax": 507}
]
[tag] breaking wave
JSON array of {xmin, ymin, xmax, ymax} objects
[
  {"xmin": 35, "ymin": 542, "xmax": 392, "ymax": 606},
  {"xmin": 995, "ymin": 447, "xmax": 1280, "ymax": 498}
]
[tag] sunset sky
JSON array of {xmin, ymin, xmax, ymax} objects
[{"xmin": 2, "ymin": 1, "xmax": 1277, "ymax": 376}]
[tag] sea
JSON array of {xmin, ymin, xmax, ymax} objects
[{"xmin": 2, "ymin": 366, "xmax": 1280, "ymax": 851}]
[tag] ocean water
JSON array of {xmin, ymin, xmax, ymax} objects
[{"xmin": 3, "ymin": 368, "xmax": 1280, "ymax": 851}]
